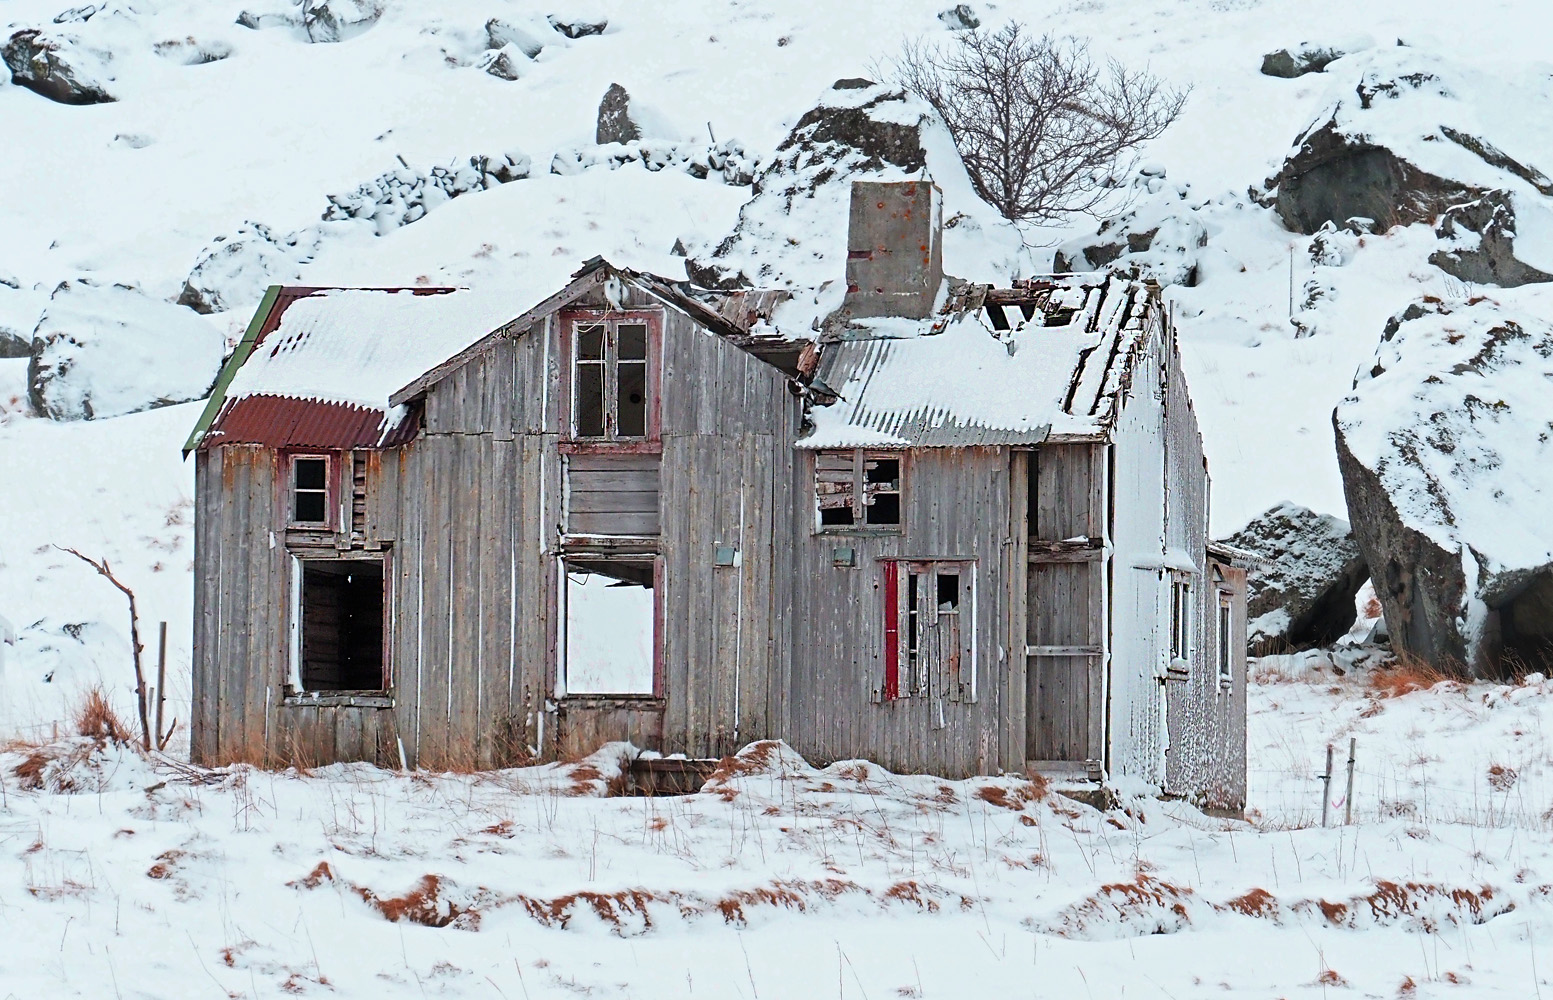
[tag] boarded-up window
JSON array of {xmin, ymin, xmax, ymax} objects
[
  {"xmin": 566, "ymin": 452, "xmax": 660, "ymax": 536},
  {"xmin": 292, "ymin": 557, "xmax": 386, "ymax": 692},
  {"xmin": 816, "ymin": 450, "xmax": 902, "ymax": 531},
  {"xmin": 291, "ymin": 455, "xmax": 330, "ymax": 525},
  {"xmin": 562, "ymin": 557, "xmax": 656, "ymax": 696},
  {"xmin": 569, "ymin": 315, "xmax": 655, "ymax": 440},
  {"xmin": 881, "ymin": 560, "xmax": 973, "ymax": 704}
]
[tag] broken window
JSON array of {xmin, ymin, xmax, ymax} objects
[
  {"xmin": 1217, "ymin": 593, "xmax": 1233, "ymax": 685},
  {"xmin": 291, "ymin": 455, "xmax": 330, "ymax": 525},
  {"xmin": 292, "ymin": 558, "xmax": 386, "ymax": 692},
  {"xmin": 563, "ymin": 557, "xmax": 656, "ymax": 696},
  {"xmin": 815, "ymin": 450, "xmax": 902, "ymax": 531},
  {"xmin": 569, "ymin": 315, "xmax": 654, "ymax": 440},
  {"xmin": 1169, "ymin": 577, "xmax": 1192, "ymax": 664},
  {"xmin": 881, "ymin": 560, "xmax": 973, "ymax": 705}
]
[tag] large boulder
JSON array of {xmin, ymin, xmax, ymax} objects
[
  {"xmin": 301, "ymin": 0, "xmax": 383, "ymax": 43},
  {"xmin": 1335, "ymin": 291, "xmax": 1553, "ymax": 674},
  {"xmin": 1430, "ymin": 189, "xmax": 1553, "ymax": 287},
  {"xmin": 1268, "ymin": 50, "xmax": 1553, "ymax": 235},
  {"xmin": 486, "ymin": 18, "xmax": 545, "ymax": 58},
  {"xmin": 1259, "ymin": 37, "xmax": 1371, "ymax": 79},
  {"xmin": 547, "ymin": 12, "xmax": 607, "ymax": 39},
  {"xmin": 2, "ymin": 29, "xmax": 115, "ymax": 104},
  {"xmin": 1222, "ymin": 502, "xmax": 1368, "ymax": 653},
  {"xmin": 27, "ymin": 282, "xmax": 225, "ymax": 421},
  {"xmin": 594, "ymin": 83, "xmax": 689, "ymax": 145},
  {"xmin": 178, "ymin": 222, "xmax": 324, "ymax": 315},
  {"xmin": 686, "ymin": 79, "xmax": 1024, "ymax": 292},
  {"xmin": 0, "ymin": 282, "xmax": 44, "ymax": 359}
]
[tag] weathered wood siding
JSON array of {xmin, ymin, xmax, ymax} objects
[
  {"xmin": 1160, "ymin": 332, "xmax": 1247, "ymax": 811},
  {"xmin": 788, "ymin": 446, "xmax": 1014, "ymax": 777},
  {"xmin": 1025, "ymin": 443, "xmax": 1106, "ymax": 771},
  {"xmin": 1106, "ymin": 310, "xmax": 1168, "ymax": 786}
]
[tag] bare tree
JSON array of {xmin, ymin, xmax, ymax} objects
[{"xmin": 892, "ymin": 23, "xmax": 1188, "ymax": 225}]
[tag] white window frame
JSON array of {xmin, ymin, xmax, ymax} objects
[{"xmin": 289, "ymin": 453, "xmax": 332, "ymax": 527}]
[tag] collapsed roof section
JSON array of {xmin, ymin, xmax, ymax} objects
[{"xmin": 801, "ymin": 276, "xmax": 1162, "ymax": 448}]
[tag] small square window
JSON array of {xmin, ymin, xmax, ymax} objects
[
  {"xmin": 292, "ymin": 457, "xmax": 329, "ymax": 525},
  {"xmin": 816, "ymin": 450, "xmax": 902, "ymax": 532},
  {"xmin": 569, "ymin": 315, "xmax": 656, "ymax": 441}
]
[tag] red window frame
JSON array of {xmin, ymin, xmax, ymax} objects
[
  {"xmin": 284, "ymin": 451, "xmax": 338, "ymax": 529},
  {"xmin": 558, "ymin": 308, "xmax": 663, "ymax": 456}
]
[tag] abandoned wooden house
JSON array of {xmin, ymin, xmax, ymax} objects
[{"xmin": 185, "ymin": 179, "xmax": 1249, "ymax": 809}]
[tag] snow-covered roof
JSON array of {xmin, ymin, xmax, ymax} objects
[
  {"xmin": 802, "ymin": 276, "xmax": 1157, "ymax": 448},
  {"xmin": 198, "ymin": 285, "xmax": 524, "ymax": 449}
]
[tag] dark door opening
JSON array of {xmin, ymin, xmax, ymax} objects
[{"xmin": 300, "ymin": 559, "xmax": 385, "ymax": 692}]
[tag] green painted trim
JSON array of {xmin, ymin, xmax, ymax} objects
[{"xmin": 181, "ymin": 284, "xmax": 284, "ymax": 456}]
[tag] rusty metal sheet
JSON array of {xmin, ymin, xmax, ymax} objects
[{"xmin": 201, "ymin": 394, "xmax": 416, "ymax": 450}]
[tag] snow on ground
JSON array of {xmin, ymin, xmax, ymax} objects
[{"xmin": 2, "ymin": 685, "xmax": 1552, "ymax": 998}]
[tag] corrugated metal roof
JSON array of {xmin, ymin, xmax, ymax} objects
[
  {"xmin": 801, "ymin": 276, "xmax": 1156, "ymax": 449},
  {"xmin": 203, "ymin": 394, "xmax": 418, "ymax": 450}
]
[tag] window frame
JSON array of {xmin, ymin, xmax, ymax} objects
[
  {"xmin": 556, "ymin": 553, "xmax": 664, "ymax": 700},
  {"xmin": 286, "ymin": 452, "xmax": 337, "ymax": 530},
  {"xmin": 559, "ymin": 308, "xmax": 662, "ymax": 455},
  {"xmin": 1216, "ymin": 591, "xmax": 1234, "ymax": 688},
  {"xmin": 285, "ymin": 551, "xmax": 392, "ymax": 704},
  {"xmin": 880, "ymin": 558, "xmax": 976, "ymax": 703},
  {"xmin": 1168, "ymin": 575, "xmax": 1192, "ymax": 666},
  {"xmin": 814, "ymin": 449, "xmax": 904, "ymax": 534}
]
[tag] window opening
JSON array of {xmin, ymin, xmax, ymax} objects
[
  {"xmin": 292, "ymin": 456, "xmax": 329, "ymax": 525},
  {"xmin": 571, "ymin": 317, "xmax": 653, "ymax": 440},
  {"xmin": 881, "ymin": 560, "xmax": 973, "ymax": 704},
  {"xmin": 297, "ymin": 559, "xmax": 385, "ymax": 692},
  {"xmin": 816, "ymin": 451, "xmax": 902, "ymax": 531},
  {"xmin": 1169, "ymin": 578, "xmax": 1191, "ymax": 662},
  {"xmin": 563, "ymin": 557, "xmax": 656, "ymax": 695},
  {"xmin": 1217, "ymin": 594, "xmax": 1233, "ymax": 685}
]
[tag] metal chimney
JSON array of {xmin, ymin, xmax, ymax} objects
[{"xmin": 842, "ymin": 180, "xmax": 944, "ymax": 320}]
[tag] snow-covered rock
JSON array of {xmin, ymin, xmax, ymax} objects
[
  {"xmin": 546, "ymin": 12, "xmax": 607, "ymax": 39},
  {"xmin": 1430, "ymin": 189, "xmax": 1553, "ymax": 287},
  {"xmin": 151, "ymin": 36, "xmax": 233, "ymax": 66},
  {"xmin": 595, "ymin": 83, "xmax": 690, "ymax": 145},
  {"xmin": 1054, "ymin": 178, "xmax": 1208, "ymax": 287},
  {"xmin": 1259, "ymin": 36, "xmax": 1372, "ymax": 79},
  {"xmin": 687, "ymin": 79, "xmax": 1024, "ymax": 293},
  {"xmin": 1268, "ymin": 49, "xmax": 1553, "ymax": 235},
  {"xmin": 485, "ymin": 17, "xmax": 545, "ymax": 58},
  {"xmin": 1335, "ymin": 290, "xmax": 1553, "ymax": 674},
  {"xmin": 937, "ymin": 4, "xmax": 980, "ymax": 30},
  {"xmin": 26, "ymin": 281, "xmax": 224, "ymax": 421},
  {"xmin": 301, "ymin": 0, "xmax": 383, "ymax": 44},
  {"xmin": 1223, "ymin": 501, "xmax": 1368, "ymax": 653},
  {"xmin": 3, "ymin": 29, "xmax": 116, "ymax": 104},
  {"xmin": 177, "ymin": 222, "xmax": 324, "ymax": 315}
]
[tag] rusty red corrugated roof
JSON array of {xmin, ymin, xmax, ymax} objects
[{"xmin": 202, "ymin": 394, "xmax": 418, "ymax": 450}]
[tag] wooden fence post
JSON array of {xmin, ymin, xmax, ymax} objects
[
  {"xmin": 1320, "ymin": 743, "xmax": 1335, "ymax": 828},
  {"xmin": 1344, "ymin": 737, "xmax": 1357, "ymax": 825}
]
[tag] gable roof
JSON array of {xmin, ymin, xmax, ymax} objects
[
  {"xmin": 801, "ymin": 276, "xmax": 1158, "ymax": 448},
  {"xmin": 387, "ymin": 258, "xmax": 801, "ymax": 407}
]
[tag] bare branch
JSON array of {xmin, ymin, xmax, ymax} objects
[
  {"xmin": 56, "ymin": 545, "xmax": 152, "ymax": 752},
  {"xmin": 892, "ymin": 23, "xmax": 1188, "ymax": 225}
]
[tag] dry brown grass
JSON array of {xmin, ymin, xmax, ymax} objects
[
  {"xmin": 74, "ymin": 686, "xmax": 131, "ymax": 743},
  {"xmin": 975, "ymin": 775, "xmax": 1049, "ymax": 811},
  {"xmin": 1367, "ymin": 656, "xmax": 1450, "ymax": 699}
]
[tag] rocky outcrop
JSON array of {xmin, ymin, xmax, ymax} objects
[
  {"xmin": 937, "ymin": 5, "xmax": 980, "ymax": 30},
  {"xmin": 301, "ymin": 0, "xmax": 383, "ymax": 43},
  {"xmin": 1053, "ymin": 170, "xmax": 1207, "ymax": 287},
  {"xmin": 178, "ymin": 222, "xmax": 324, "ymax": 315},
  {"xmin": 321, "ymin": 151, "xmax": 532, "ymax": 235},
  {"xmin": 486, "ymin": 18, "xmax": 545, "ymax": 58},
  {"xmin": 1223, "ymin": 503, "xmax": 1368, "ymax": 653},
  {"xmin": 1430, "ymin": 190, "xmax": 1553, "ymax": 287},
  {"xmin": 28, "ymin": 282, "xmax": 224, "ymax": 421},
  {"xmin": 3, "ymin": 29, "xmax": 115, "ymax": 105},
  {"xmin": 596, "ymin": 83, "xmax": 642, "ymax": 144},
  {"xmin": 1267, "ymin": 52, "xmax": 1553, "ymax": 236},
  {"xmin": 1334, "ymin": 292, "xmax": 1553, "ymax": 674}
]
